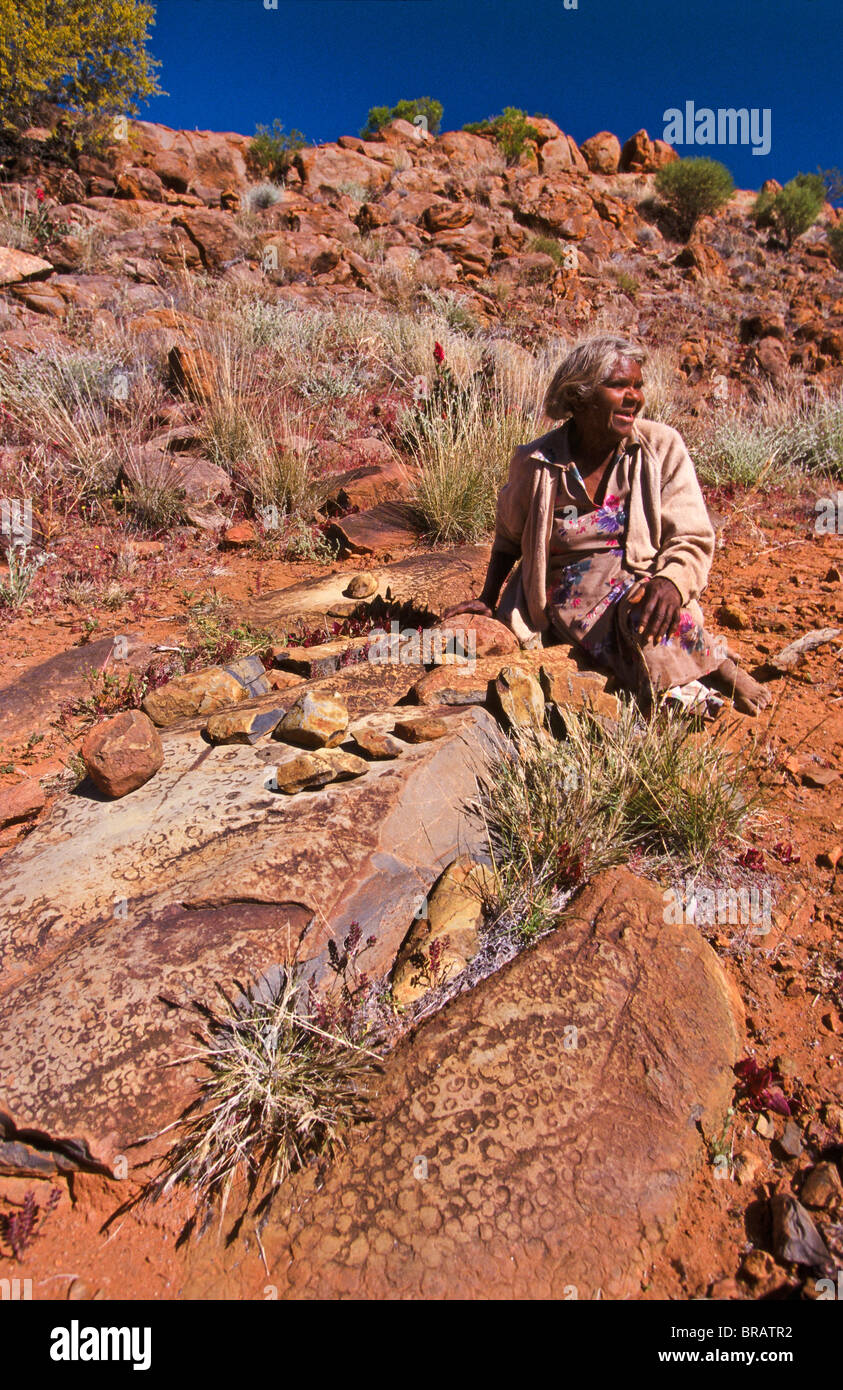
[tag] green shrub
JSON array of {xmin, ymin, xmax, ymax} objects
[
  {"xmin": 527, "ymin": 235, "xmax": 564, "ymax": 264},
  {"xmin": 361, "ymin": 97, "xmax": 443, "ymax": 138},
  {"xmin": 753, "ymin": 173, "xmax": 826, "ymax": 247},
  {"xmin": 829, "ymin": 222, "xmax": 843, "ymax": 267},
  {"xmin": 248, "ymin": 119, "xmax": 307, "ymax": 182},
  {"xmin": 464, "ymin": 107, "xmax": 540, "ymax": 165},
  {"xmin": 654, "ymin": 157, "xmax": 735, "ymax": 237}
]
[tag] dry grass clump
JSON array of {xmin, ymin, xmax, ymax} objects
[
  {"xmin": 478, "ymin": 699, "xmax": 758, "ymax": 941},
  {"xmin": 196, "ymin": 331, "xmax": 330, "ymax": 519},
  {"xmin": 640, "ymin": 346, "xmax": 688, "ymax": 428},
  {"xmin": 689, "ymin": 386, "xmax": 843, "ymax": 487},
  {"xmin": 0, "ymin": 347, "xmax": 158, "ymax": 508},
  {"xmin": 145, "ymin": 969, "xmax": 377, "ymax": 1217},
  {"xmin": 778, "ymin": 389, "xmax": 843, "ymax": 480},
  {"xmin": 407, "ymin": 367, "xmax": 543, "ymax": 543}
]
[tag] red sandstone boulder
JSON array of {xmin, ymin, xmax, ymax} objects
[
  {"xmin": 423, "ymin": 201, "xmax": 474, "ymax": 233},
  {"xmin": 580, "ymin": 131, "xmax": 622, "ymax": 174},
  {"xmin": 0, "ymin": 246, "xmax": 53, "ymax": 285},
  {"xmin": 0, "ymin": 780, "xmax": 46, "ymax": 828},
  {"xmin": 294, "ymin": 145, "xmax": 390, "ymax": 197},
  {"xmin": 172, "ymin": 209, "xmax": 243, "ymax": 269},
  {"xmin": 755, "ymin": 336, "xmax": 790, "ymax": 384},
  {"xmin": 82, "ymin": 709, "xmax": 164, "ymax": 798},
  {"xmin": 619, "ymin": 129, "xmax": 679, "ymax": 173}
]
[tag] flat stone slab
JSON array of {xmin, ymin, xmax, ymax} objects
[
  {"xmin": 181, "ymin": 869, "xmax": 743, "ymax": 1300},
  {"xmin": 241, "ymin": 546, "xmax": 490, "ymax": 636},
  {"xmin": 326, "ymin": 501, "xmax": 426, "ymax": 556},
  {"xmin": 0, "ymin": 634, "xmax": 154, "ymax": 747},
  {"xmin": 0, "ymin": 705, "xmax": 504, "ymax": 1167}
]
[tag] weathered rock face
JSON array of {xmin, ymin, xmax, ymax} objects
[
  {"xmin": 120, "ymin": 443, "xmax": 231, "ymax": 509},
  {"xmin": 121, "ymin": 120, "xmax": 252, "ymax": 200},
  {"xmin": 0, "ymin": 705, "xmax": 504, "ymax": 1166},
  {"xmin": 167, "ymin": 344, "xmax": 218, "ymax": 403},
  {"xmin": 172, "ymin": 209, "xmax": 244, "ymax": 269},
  {"xmin": 492, "ymin": 664, "xmax": 546, "ymax": 731},
  {"xmin": 580, "ymin": 131, "xmax": 622, "ymax": 174},
  {"xmin": 391, "ymin": 855, "xmax": 492, "ymax": 1005},
  {"xmin": 270, "ymin": 746, "xmax": 368, "ymax": 794},
  {"xmin": 0, "ymin": 634, "xmax": 154, "ymax": 747},
  {"xmin": 181, "ymin": 869, "xmax": 744, "ymax": 1300},
  {"xmin": 0, "ymin": 778, "xmax": 45, "ymax": 828},
  {"xmin": 0, "ymin": 246, "xmax": 53, "ymax": 285},
  {"xmin": 427, "ymin": 613, "xmax": 519, "ymax": 660},
  {"xmin": 274, "ymin": 690, "xmax": 349, "ymax": 748},
  {"xmin": 326, "ymin": 501, "xmax": 426, "ymax": 556},
  {"xmin": 294, "ymin": 145, "xmax": 391, "ymax": 197},
  {"xmin": 619, "ymin": 129, "xmax": 678, "ymax": 173}
]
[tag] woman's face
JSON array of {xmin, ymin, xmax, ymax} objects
[{"xmin": 579, "ymin": 355, "xmax": 645, "ymax": 442}]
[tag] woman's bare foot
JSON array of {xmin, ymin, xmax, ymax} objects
[{"xmin": 710, "ymin": 657, "xmax": 773, "ymax": 716}]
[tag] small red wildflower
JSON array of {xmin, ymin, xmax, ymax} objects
[
  {"xmin": 433, "ymin": 341, "xmax": 445, "ymax": 365},
  {"xmin": 733, "ymin": 1057, "xmax": 792, "ymax": 1116},
  {"xmin": 737, "ymin": 847, "xmax": 765, "ymax": 871},
  {"xmin": 772, "ymin": 841, "xmax": 800, "ymax": 864},
  {"xmin": 35, "ymin": 187, "xmax": 45, "ymax": 203}
]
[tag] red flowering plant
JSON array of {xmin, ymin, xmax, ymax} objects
[
  {"xmin": 732, "ymin": 1056, "xmax": 792, "ymax": 1116},
  {"xmin": 399, "ymin": 342, "xmax": 475, "ymax": 451},
  {"xmin": 307, "ymin": 922, "xmax": 380, "ymax": 1044},
  {"xmin": 736, "ymin": 847, "xmax": 765, "ymax": 871}
]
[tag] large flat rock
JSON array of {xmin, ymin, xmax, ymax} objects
[
  {"xmin": 241, "ymin": 545, "xmax": 491, "ymax": 636},
  {"xmin": 182, "ymin": 869, "xmax": 744, "ymax": 1300},
  {"xmin": 326, "ymin": 501, "xmax": 426, "ymax": 556},
  {"xmin": 0, "ymin": 634, "xmax": 153, "ymax": 747},
  {"xmin": 0, "ymin": 705, "xmax": 504, "ymax": 1168}
]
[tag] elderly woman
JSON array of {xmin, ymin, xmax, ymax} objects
[{"xmin": 445, "ymin": 335, "xmax": 770, "ymax": 716}]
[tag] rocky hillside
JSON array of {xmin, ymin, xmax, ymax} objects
[
  {"xmin": 0, "ymin": 111, "xmax": 842, "ymax": 1305},
  {"xmin": 1, "ymin": 111, "xmax": 841, "ymax": 387}
]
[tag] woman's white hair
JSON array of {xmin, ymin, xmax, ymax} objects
[{"xmin": 543, "ymin": 334, "xmax": 647, "ymax": 420}]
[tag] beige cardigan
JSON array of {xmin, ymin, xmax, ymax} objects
[{"xmin": 493, "ymin": 417, "xmax": 716, "ymax": 646}]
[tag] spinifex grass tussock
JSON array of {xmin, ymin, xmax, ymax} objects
[
  {"xmin": 477, "ymin": 697, "xmax": 760, "ymax": 942},
  {"xmin": 145, "ymin": 965, "xmax": 379, "ymax": 1218},
  {"xmin": 689, "ymin": 412, "xmax": 790, "ymax": 488},
  {"xmin": 408, "ymin": 351, "xmax": 543, "ymax": 543},
  {"xmin": 0, "ymin": 349, "xmax": 127, "ymax": 506},
  {"xmin": 690, "ymin": 386, "xmax": 843, "ymax": 487}
]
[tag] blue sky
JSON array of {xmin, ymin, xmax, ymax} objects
[{"xmin": 140, "ymin": 0, "xmax": 842, "ymax": 190}]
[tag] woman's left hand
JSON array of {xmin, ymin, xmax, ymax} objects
[{"xmin": 631, "ymin": 576, "xmax": 682, "ymax": 645}]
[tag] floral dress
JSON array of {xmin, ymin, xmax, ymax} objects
[{"xmin": 546, "ymin": 452, "xmax": 723, "ymax": 706}]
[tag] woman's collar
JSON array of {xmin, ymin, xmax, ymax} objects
[{"xmin": 525, "ymin": 420, "xmax": 641, "ymax": 468}]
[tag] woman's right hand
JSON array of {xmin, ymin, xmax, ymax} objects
[{"xmin": 442, "ymin": 598, "xmax": 493, "ymax": 620}]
